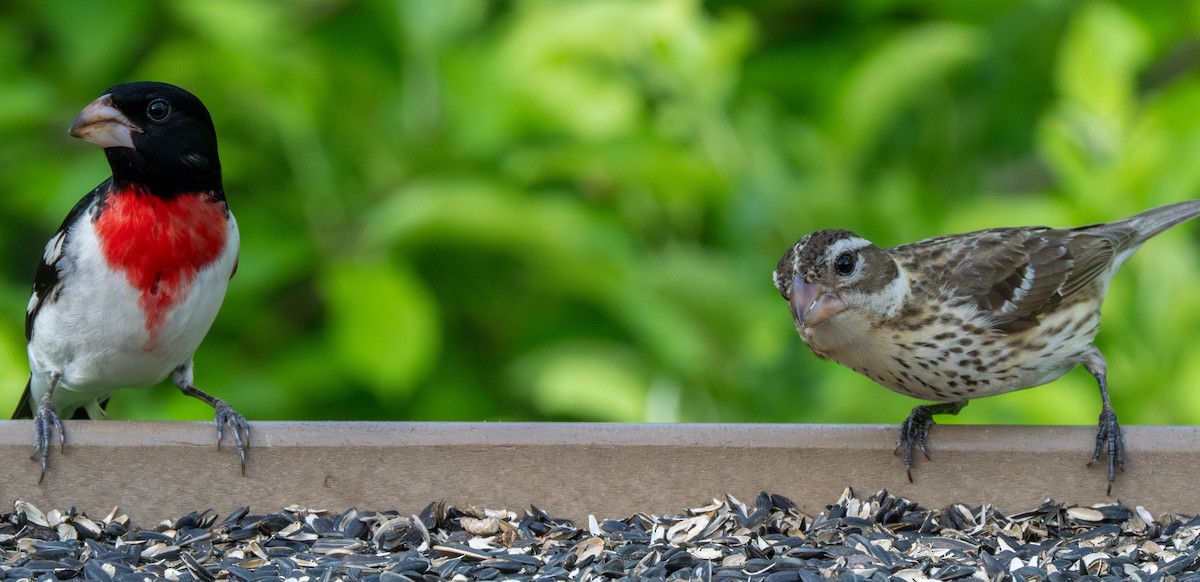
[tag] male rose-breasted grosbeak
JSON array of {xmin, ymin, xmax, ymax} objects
[
  {"xmin": 12, "ymin": 82, "xmax": 248, "ymax": 481},
  {"xmin": 774, "ymin": 200, "xmax": 1200, "ymax": 493}
]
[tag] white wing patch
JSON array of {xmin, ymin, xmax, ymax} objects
[
  {"xmin": 43, "ymin": 231, "xmax": 65, "ymax": 265},
  {"xmin": 1001, "ymin": 263, "xmax": 1036, "ymax": 313}
]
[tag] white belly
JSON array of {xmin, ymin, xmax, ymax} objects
[{"xmin": 26, "ymin": 214, "xmax": 238, "ymax": 416}]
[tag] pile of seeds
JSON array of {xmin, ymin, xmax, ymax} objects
[{"xmin": 3, "ymin": 489, "xmax": 1200, "ymax": 581}]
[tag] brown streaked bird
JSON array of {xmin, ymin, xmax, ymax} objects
[{"xmin": 773, "ymin": 200, "xmax": 1200, "ymax": 493}]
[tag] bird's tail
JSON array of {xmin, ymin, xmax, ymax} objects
[
  {"xmin": 1082, "ymin": 199, "xmax": 1200, "ymax": 251},
  {"xmin": 12, "ymin": 379, "xmax": 33, "ymax": 419},
  {"xmin": 1125, "ymin": 199, "xmax": 1200, "ymax": 247}
]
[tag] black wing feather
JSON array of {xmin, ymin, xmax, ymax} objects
[
  {"xmin": 25, "ymin": 183, "xmax": 104, "ymax": 341},
  {"xmin": 12, "ymin": 379, "xmax": 33, "ymax": 418},
  {"xmin": 15, "ymin": 183, "xmax": 106, "ymax": 420},
  {"xmin": 12, "ymin": 382, "xmax": 97, "ymax": 419}
]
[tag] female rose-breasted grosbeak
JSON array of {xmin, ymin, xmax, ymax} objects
[
  {"xmin": 774, "ymin": 200, "xmax": 1200, "ymax": 493},
  {"xmin": 12, "ymin": 82, "xmax": 248, "ymax": 481}
]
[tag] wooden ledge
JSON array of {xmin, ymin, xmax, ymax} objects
[{"xmin": 1, "ymin": 421, "xmax": 1197, "ymax": 524}]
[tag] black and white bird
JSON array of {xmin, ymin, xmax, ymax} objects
[
  {"xmin": 774, "ymin": 200, "xmax": 1200, "ymax": 493},
  {"xmin": 12, "ymin": 81, "xmax": 249, "ymax": 481}
]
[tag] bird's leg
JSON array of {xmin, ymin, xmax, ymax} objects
[
  {"xmin": 1081, "ymin": 346, "xmax": 1123, "ymax": 495},
  {"xmin": 32, "ymin": 372, "xmax": 66, "ymax": 484},
  {"xmin": 171, "ymin": 364, "xmax": 249, "ymax": 475},
  {"xmin": 894, "ymin": 399, "xmax": 968, "ymax": 482}
]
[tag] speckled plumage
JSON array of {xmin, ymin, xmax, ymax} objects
[{"xmin": 774, "ymin": 200, "xmax": 1200, "ymax": 493}]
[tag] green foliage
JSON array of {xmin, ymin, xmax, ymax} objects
[{"xmin": 2, "ymin": 0, "xmax": 1200, "ymax": 427}]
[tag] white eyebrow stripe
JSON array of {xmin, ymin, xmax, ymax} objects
[{"xmin": 826, "ymin": 237, "xmax": 872, "ymax": 259}]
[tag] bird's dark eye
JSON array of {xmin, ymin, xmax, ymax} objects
[
  {"xmin": 146, "ymin": 99, "xmax": 171, "ymax": 122},
  {"xmin": 834, "ymin": 252, "xmax": 856, "ymax": 275}
]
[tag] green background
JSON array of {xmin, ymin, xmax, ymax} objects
[{"xmin": 2, "ymin": 1, "xmax": 1199, "ymax": 429}]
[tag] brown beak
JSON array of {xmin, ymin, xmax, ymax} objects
[
  {"xmin": 789, "ymin": 274, "xmax": 846, "ymax": 328},
  {"xmin": 68, "ymin": 94, "xmax": 140, "ymax": 149}
]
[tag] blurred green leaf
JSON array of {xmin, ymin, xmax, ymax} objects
[
  {"xmin": 323, "ymin": 260, "xmax": 440, "ymax": 397},
  {"xmin": 511, "ymin": 341, "xmax": 646, "ymax": 421},
  {"xmin": 1056, "ymin": 2, "xmax": 1148, "ymax": 121},
  {"xmin": 835, "ymin": 22, "xmax": 982, "ymax": 164}
]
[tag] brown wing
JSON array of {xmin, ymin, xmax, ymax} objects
[{"xmin": 898, "ymin": 227, "xmax": 1115, "ymax": 331}]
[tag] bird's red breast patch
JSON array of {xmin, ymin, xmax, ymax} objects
[{"xmin": 94, "ymin": 186, "xmax": 229, "ymax": 343}]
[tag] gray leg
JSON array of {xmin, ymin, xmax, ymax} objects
[
  {"xmin": 172, "ymin": 363, "xmax": 250, "ymax": 475},
  {"xmin": 32, "ymin": 371, "xmax": 66, "ymax": 484},
  {"xmin": 894, "ymin": 400, "xmax": 969, "ymax": 482},
  {"xmin": 1081, "ymin": 346, "xmax": 1123, "ymax": 495}
]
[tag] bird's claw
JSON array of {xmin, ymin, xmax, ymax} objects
[
  {"xmin": 213, "ymin": 400, "xmax": 250, "ymax": 475},
  {"xmin": 1088, "ymin": 406, "xmax": 1125, "ymax": 495},
  {"xmin": 895, "ymin": 406, "xmax": 936, "ymax": 482},
  {"xmin": 31, "ymin": 396, "xmax": 65, "ymax": 484},
  {"xmin": 892, "ymin": 401, "xmax": 967, "ymax": 482}
]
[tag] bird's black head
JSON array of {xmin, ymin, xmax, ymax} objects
[{"xmin": 69, "ymin": 81, "xmax": 222, "ymax": 196}]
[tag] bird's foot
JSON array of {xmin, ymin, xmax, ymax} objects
[
  {"xmin": 31, "ymin": 396, "xmax": 65, "ymax": 484},
  {"xmin": 894, "ymin": 407, "xmax": 935, "ymax": 482},
  {"xmin": 1087, "ymin": 405, "xmax": 1125, "ymax": 495},
  {"xmin": 213, "ymin": 400, "xmax": 250, "ymax": 475},
  {"xmin": 893, "ymin": 400, "xmax": 967, "ymax": 482}
]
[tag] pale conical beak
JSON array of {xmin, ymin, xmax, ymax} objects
[
  {"xmin": 789, "ymin": 274, "xmax": 846, "ymax": 328},
  {"xmin": 68, "ymin": 94, "xmax": 140, "ymax": 149}
]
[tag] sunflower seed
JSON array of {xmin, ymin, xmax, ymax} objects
[{"xmin": 4, "ymin": 490, "xmax": 1200, "ymax": 580}]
